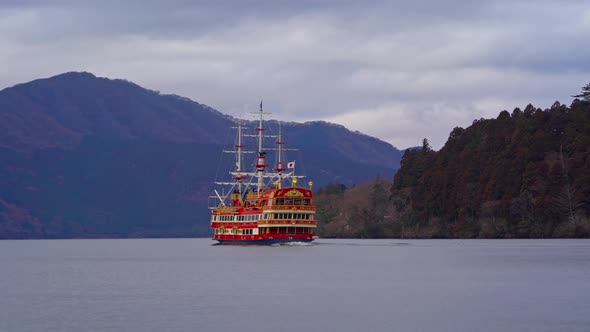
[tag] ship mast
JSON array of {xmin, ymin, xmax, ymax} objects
[
  {"xmin": 235, "ymin": 121, "xmax": 244, "ymax": 194},
  {"xmin": 255, "ymin": 100, "xmax": 269, "ymax": 193},
  {"xmin": 275, "ymin": 122, "xmax": 285, "ymax": 189}
]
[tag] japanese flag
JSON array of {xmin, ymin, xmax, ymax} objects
[{"xmin": 287, "ymin": 161, "xmax": 295, "ymax": 169}]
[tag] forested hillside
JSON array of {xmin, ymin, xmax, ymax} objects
[
  {"xmin": 317, "ymin": 95, "xmax": 590, "ymax": 238},
  {"xmin": 0, "ymin": 72, "xmax": 401, "ymax": 239}
]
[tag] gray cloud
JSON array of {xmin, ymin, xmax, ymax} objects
[{"xmin": 1, "ymin": 0, "xmax": 589, "ymax": 149}]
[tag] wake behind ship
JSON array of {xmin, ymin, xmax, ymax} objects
[{"xmin": 209, "ymin": 102, "xmax": 317, "ymax": 245}]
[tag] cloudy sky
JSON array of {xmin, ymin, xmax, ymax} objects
[{"xmin": 1, "ymin": 0, "xmax": 589, "ymax": 149}]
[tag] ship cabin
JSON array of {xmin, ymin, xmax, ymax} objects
[{"xmin": 210, "ymin": 186, "xmax": 317, "ymax": 243}]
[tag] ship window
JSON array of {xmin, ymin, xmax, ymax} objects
[
  {"xmin": 294, "ymin": 198, "xmax": 301, "ymax": 205},
  {"xmin": 285, "ymin": 198, "xmax": 293, "ymax": 205},
  {"xmin": 288, "ymin": 213, "xmax": 293, "ymax": 219},
  {"xmin": 302, "ymin": 199, "xmax": 310, "ymax": 205},
  {"xmin": 276, "ymin": 198, "xmax": 284, "ymax": 205}
]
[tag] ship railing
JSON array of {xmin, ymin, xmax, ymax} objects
[{"xmin": 262, "ymin": 205, "xmax": 315, "ymax": 211}]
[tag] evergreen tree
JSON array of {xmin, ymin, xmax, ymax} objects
[
  {"xmin": 573, "ymin": 82, "xmax": 590, "ymax": 101},
  {"xmin": 422, "ymin": 138, "xmax": 432, "ymax": 151}
]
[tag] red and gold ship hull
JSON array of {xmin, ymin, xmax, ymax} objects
[{"xmin": 211, "ymin": 187, "xmax": 316, "ymax": 245}]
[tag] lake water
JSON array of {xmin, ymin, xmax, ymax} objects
[{"xmin": 1, "ymin": 239, "xmax": 589, "ymax": 332}]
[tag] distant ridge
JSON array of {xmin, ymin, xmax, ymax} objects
[{"xmin": 0, "ymin": 72, "xmax": 402, "ymax": 239}]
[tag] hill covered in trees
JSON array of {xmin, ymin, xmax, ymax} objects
[
  {"xmin": 317, "ymin": 96, "xmax": 590, "ymax": 238},
  {"xmin": 0, "ymin": 72, "xmax": 401, "ymax": 239}
]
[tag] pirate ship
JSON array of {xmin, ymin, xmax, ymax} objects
[{"xmin": 209, "ymin": 102, "xmax": 317, "ymax": 245}]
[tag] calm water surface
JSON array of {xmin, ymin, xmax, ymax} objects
[{"xmin": 1, "ymin": 239, "xmax": 589, "ymax": 332}]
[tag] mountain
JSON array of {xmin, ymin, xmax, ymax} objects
[
  {"xmin": 316, "ymin": 99, "xmax": 590, "ymax": 238},
  {"xmin": 0, "ymin": 72, "xmax": 402, "ymax": 239}
]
